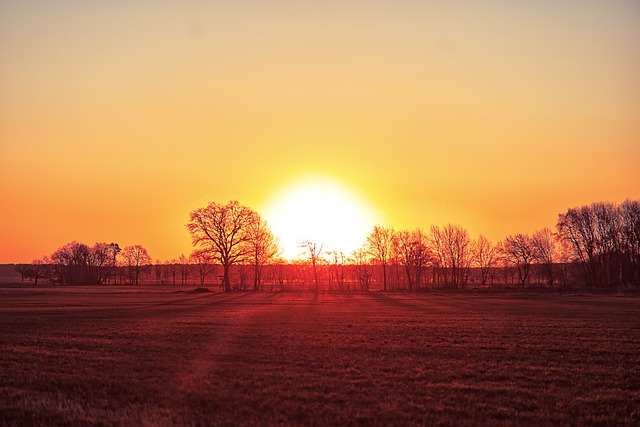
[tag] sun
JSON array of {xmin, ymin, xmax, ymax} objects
[{"xmin": 262, "ymin": 176, "xmax": 380, "ymax": 260}]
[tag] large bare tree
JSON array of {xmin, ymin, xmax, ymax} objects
[
  {"xmin": 366, "ymin": 225, "xmax": 394, "ymax": 291},
  {"xmin": 187, "ymin": 200, "xmax": 256, "ymax": 292}
]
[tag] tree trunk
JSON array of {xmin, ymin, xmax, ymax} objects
[
  {"xmin": 405, "ymin": 265, "xmax": 413, "ymax": 290},
  {"xmin": 253, "ymin": 262, "xmax": 259, "ymax": 291},
  {"xmin": 382, "ymin": 264, "xmax": 387, "ymax": 291},
  {"xmin": 223, "ymin": 263, "xmax": 231, "ymax": 292},
  {"xmin": 313, "ymin": 263, "xmax": 319, "ymax": 293}
]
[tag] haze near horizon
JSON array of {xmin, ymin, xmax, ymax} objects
[{"xmin": 1, "ymin": 1, "xmax": 638, "ymax": 263}]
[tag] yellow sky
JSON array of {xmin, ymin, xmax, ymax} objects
[{"xmin": 1, "ymin": 1, "xmax": 639, "ymax": 263}]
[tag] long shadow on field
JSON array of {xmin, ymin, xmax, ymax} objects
[
  {"xmin": 127, "ymin": 291, "xmax": 258, "ymax": 319},
  {"xmin": 25, "ymin": 291, "xmax": 259, "ymax": 323},
  {"xmin": 373, "ymin": 292, "xmax": 431, "ymax": 312}
]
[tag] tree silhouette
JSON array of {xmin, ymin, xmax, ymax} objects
[
  {"xmin": 620, "ymin": 199, "xmax": 640, "ymax": 285},
  {"xmin": 472, "ymin": 234, "xmax": 497, "ymax": 286},
  {"xmin": 498, "ymin": 234, "xmax": 536, "ymax": 287},
  {"xmin": 366, "ymin": 226, "xmax": 394, "ymax": 291},
  {"xmin": 15, "ymin": 258, "xmax": 49, "ymax": 285},
  {"xmin": 51, "ymin": 241, "xmax": 92, "ymax": 285},
  {"xmin": 91, "ymin": 242, "xmax": 111, "ymax": 285},
  {"xmin": 246, "ymin": 214, "xmax": 280, "ymax": 291},
  {"xmin": 430, "ymin": 224, "xmax": 471, "ymax": 288},
  {"xmin": 557, "ymin": 200, "xmax": 640, "ymax": 287},
  {"xmin": 532, "ymin": 228, "xmax": 557, "ymax": 287},
  {"xmin": 396, "ymin": 229, "xmax": 431, "ymax": 290},
  {"xmin": 179, "ymin": 254, "xmax": 189, "ymax": 285},
  {"xmin": 190, "ymin": 250, "xmax": 215, "ymax": 287},
  {"xmin": 187, "ymin": 200, "xmax": 255, "ymax": 292},
  {"xmin": 351, "ymin": 248, "xmax": 372, "ymax": 291},
  {"xmin": 300, "ymin": 240, "xmax": 323, "ymax": 293},
  {"xmin": 107, "ymin": 243, "xmax": 121, "ymax": 284},
  {"xmin": 121, "ymin": 245, "xmax": 152, "ymax": 285}
]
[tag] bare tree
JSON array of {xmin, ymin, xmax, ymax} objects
[
  {"xmin": 31, "ymin": 258, "xmax": 49, "ymax": 285},
  {"xmin": 498, "ymin": 234, "xmax": 536, "ymax": 287},
  {"xmin": 557, "ymin": 200, "xmax": 640, "ymax": 287},
  {"xmin": 558, "ymin": 206, "xmax": 595, "ymax": 284},
  {"xmin": 16, "ymin": 258, "xmax": 49, "ymax": 285},
  {"xmin": 429, "ymin": 226, "xmax": 446, "ymax": 286},
  {"xmin": 90, "ymin": 242, "xmax": 112, "ymax": 285},
  {"xmin": 532, "ymin": 228, "xmax": 557, "ymax": 287},
  {"xmin": 106, "ymin": 243, "xmax": 121, "ymax": 284},
  {"xmin": 300, "ymin": 240, "xmax": 323, "ymax": 293},
  {"xmin": 620, "ymin": 199, "xmax": 640, "ymax": 285},
  {"xmin": 246, "ymin": 214, "xmax": 280, "ymax": 291},
  {"xmin": 121, "ymin": 245, "xmax": 152, "ymax": 285},
  {"xmin": 187, "ymin": 201, "xmax": 256, "ymax": 292},
  {"xmin": 366, "ymin": 225, "xmax": 394, "ymax": 291},
  {"xmin": 557, "ymin": 203, "xmax": 621, "ymax": 287},
  {"xmin": 594, "ymin": 202, "xmax": 623, "ymax": 286},
  {"xmin": 179, "ymin": 254, "xmax": 189, "ymax": 285},
  {"xmin": 429, "ymin": 224, "xmax": 471, "ymax": 288},
  {"xmin": 270, "ymin": 257, "xmax": 288, "ymax": 291},
  {"xmin": 472, "ymin": 234, "xmax": 497, "ymax": 286},
  {"xmin": 168, "ymin": 258, "xmax": 178, "ymax": 285},
  {"xmin": 15, "ymin": 264, "xmax": 30, "ymax": 283},
  {"xmin": 50, "ymin": 241, "xmax": 92, "ymax": 285},
  {"xmin": 190, "ymin": 250, "xmax": 215, "ymax": 288},
  {"xmin": 351, "ymin": 248, "xmax": 372, "ymax": 291},
  {"xmin": 396, "ymin": 229, "xmax": 431, "ymax": 290}
]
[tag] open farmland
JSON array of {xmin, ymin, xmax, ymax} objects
[{"xmin": 0, "ymin": 288, "xmax": 639, "ymax": 426}]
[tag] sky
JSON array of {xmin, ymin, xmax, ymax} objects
[{"xmin": 1, "ymin": 0, "xmax": 639, "ymax": 263}]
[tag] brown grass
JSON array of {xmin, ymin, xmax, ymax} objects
[{"xmin": 1, "ymin": 287, "xmax": 639, "ymax": 426}]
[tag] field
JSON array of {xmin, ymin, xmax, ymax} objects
[{"xmin": 1, "ymin": 287, "xmax": 639, "ymax": 426}]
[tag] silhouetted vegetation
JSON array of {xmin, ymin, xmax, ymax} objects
[
  {"xmin": 16, "ymin": 199, "xmax": 640, "ymax": 290},
  {"xmin": 186, "ymin": 201, "xmax": 279, "ymax": 292},
  {"xmin": 557, "ymin": 200, "xmax": 640, "ymax": 288}
]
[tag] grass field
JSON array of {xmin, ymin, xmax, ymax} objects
[{"xmin": 1, "ymin": 287, "xmax": 639, "ymax": 426}]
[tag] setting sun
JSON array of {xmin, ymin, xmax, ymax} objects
[{"xmin": 262, "ymin": 177, "xmax": 380, "ymax": 260}]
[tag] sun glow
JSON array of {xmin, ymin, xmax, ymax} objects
[{"xmin": 263, "ymin": 177, "xmax": 379, "ymax": 260}]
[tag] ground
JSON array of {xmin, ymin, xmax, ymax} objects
[{"xmin": 0, "ymin": 287, "xmax": 639, "ymax": 426}]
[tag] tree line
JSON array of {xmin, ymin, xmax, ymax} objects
[
  {"xmin": 16, "ymin": 199, "xmax": 639, "ymax": 290},
  {"xmin": 17, "ymin": 242, "xmax": 152, "ymax": 286},
  {"xmin": 183, "ymin": 199, "xmax": 639, "ymax": 291}
]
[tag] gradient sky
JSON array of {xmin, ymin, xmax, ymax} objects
[{"xmin": 1, "ymin": 0, "xmax": 639, "ymax": 263}]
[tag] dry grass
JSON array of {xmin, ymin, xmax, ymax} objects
[{"xmin": 1, "ymin": 287, "xmax": 639, "ymax": 426}]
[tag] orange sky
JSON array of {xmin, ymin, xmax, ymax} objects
[{"xmin": 1, "ymin": 1, "xmax": 639, "ymax": 263}]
